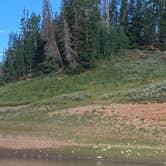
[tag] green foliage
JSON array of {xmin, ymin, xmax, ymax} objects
[
  {"xmin": 158, "ymin": 0, "xmax": 166, "ymax": 50},
  {"xmin": 109, "ymin": 26, "xmax": 128, "ymax": 55},
  {"xmin": 3, "ymin": 11, "xmax": 45, "ymax": 82},
  {"xmin": 0, "ymin": 50, "xmax": 165, "ymax": 106},
  {"xmin": 127, "ymin": 0, "xmax": 144, "ymax": 46},
  {"xmin": 0, "ymin": 72, "xmax": 5, "ymax": 86},
  {"xmin": 35, "ymin": 57, "xmax": 59, "ymax": 75},
  {"xmin": 97, "ymin": 25, "xmax": 128, "ymax": 56}
]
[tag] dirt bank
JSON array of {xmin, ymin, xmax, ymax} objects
[
  {"xmin": 0, "ymin": 103, "xmax": 165, "ymax": 163},
  {"xmin": 48, "ymin": 103, "xmax": 166, "ymax": 128}
]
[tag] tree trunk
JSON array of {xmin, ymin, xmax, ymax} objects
[
  {"xmin": 121, "ymin": 0, "xmax": 128, "ymax": 27},
  {"xmin": 102, "ymin": 0, "xmax": 110, "ymax": 28}
]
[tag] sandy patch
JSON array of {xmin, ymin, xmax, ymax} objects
[{"xmin": 48, "ymin": 103, "xmax": 166, "ymax": 128}]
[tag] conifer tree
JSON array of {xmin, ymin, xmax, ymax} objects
[
  {"xmin": 15, "ymin": 37, "xmax": 25, "ymax": 78},
  {"xmin": 143, "ymin": 0, "xmax": 155, "ymax": 46},
  {"xmin": 158, "ymin": 0, "xmax": 166, "ymax": 50}
]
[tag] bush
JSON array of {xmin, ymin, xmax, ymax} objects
[{"xmin": 121, "ymin": 81, "xmax": 166, "ymax": 102}]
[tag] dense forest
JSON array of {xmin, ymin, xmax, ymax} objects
[{"xmin": 0, "ymin": 0, "xmax": 166, "ymax": 83}]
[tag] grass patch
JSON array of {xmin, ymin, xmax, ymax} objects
[{"xmin": 0, "ymin": 50, "xmax": 166, "ymax": 106}]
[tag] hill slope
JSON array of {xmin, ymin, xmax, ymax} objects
[
  {"xmin": 0, "ymin": 50, "xmax": 166, "ymax": 163},
  {"xmin": 0, "ymin": 50, "xmax": 166, "ymax": 107}
]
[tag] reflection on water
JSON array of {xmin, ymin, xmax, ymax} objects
[{"xmin": 0, "ymin": 159, "xmax": 161, "ymax": 166}]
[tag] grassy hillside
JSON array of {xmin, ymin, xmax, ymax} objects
[
  {"xmin": 0, "ymin": 50, "xmax": 166, "ymax": 162},
  {"xmin": 0, "ymin": 49, "xmax": 166, "ymax": 107}
]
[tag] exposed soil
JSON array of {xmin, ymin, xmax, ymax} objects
[
  {"xmin": 48, "ymin": 103, "xmax": 166, "ymax": 128},
  {"xmin": 0, "ymin": 135, "xmax": 64, "ymax": 149},
  {"xmin": 0, "ymin": 103, "xmax": 165, "ymax": 151}
]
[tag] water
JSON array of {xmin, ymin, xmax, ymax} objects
[{"xmin": 0, "ymin": 159, "xmax": 161, "ymax": 166}]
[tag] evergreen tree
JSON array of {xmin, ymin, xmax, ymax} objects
[
  {"xmin": 62, "ymin": 0, "xmax": 100, "ymax": 61},
  {"xmin": 15, "ymin": 37, "xmax": 25, "ymax": 78},
  {"xmin": 131, "ymin": 0, "xmax": 143, "ymax": 46},
  {"xmin": 77, "ymin": 0, "xmax": 100, "ymax": 59},
  {"xmin": 61, "ymin": 2, "xmax": 79, "ymax": 70},
  {"xmin": 143, "ymin": 0, "xmax": 155, "ymax": 46},
  {"xmin": 25, "ymin": 12, "xmax": 43, "ymax": 74},
  {"xmin": 4, "ymin": 50, "xmax": 16, "ymax": 81},
  {"xmin": 158, "ymin": 0, "xmax": 166, "ymax": 50}
]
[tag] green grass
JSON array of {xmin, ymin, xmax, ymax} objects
[{"xmin": 0, "ymin": 49, "xmax": 166, "ymax": 107}]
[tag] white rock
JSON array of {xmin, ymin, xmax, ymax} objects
[{"xmin": 97, "ymin": 156, "xmax": 103, "ymax": 159}]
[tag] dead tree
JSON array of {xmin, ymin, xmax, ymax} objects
[
  {"xmin": 102, "ymin": 0, "xmax": 110, "ymax": 28},
  {"xmin": 42, "ymin": 0, "xmax": 64, "ymax": 69}
]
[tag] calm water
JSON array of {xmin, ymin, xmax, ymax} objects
[{"xmin": 0, "ymin": 159, "xmax": 162, "ymax": 166}]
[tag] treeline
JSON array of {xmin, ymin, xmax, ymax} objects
[{"xmin": 1, "ymin": 0, "xmax": 166, "ymax": 83}]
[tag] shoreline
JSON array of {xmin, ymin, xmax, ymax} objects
[{"xmin": 0, "ymin": 147, "xmax": 165, "ymax": 165}]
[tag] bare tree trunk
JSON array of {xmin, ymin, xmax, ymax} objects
[
  {"xmin": 120, "ymin": 0, "xmax": 128, "ymax": 26},
  {"xmin": 42, "ymin": 0, "xmax": 64, "ymax": 69},
  {"xmin": 102, "ymin": 0, "xmax": 110, "ymax": 28}
]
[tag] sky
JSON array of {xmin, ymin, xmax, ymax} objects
[{"xmin": 0, "ymin": 0, "xmax": 61, "ymax": 62}]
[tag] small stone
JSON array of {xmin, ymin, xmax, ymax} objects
[{"xmin": 97, "ymin": 156, "xmax": 103, "ymax": 159}]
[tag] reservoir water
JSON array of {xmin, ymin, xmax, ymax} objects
[{"xmin": 0, "ymin": 159, "xmax": 163, "ymax": 166}]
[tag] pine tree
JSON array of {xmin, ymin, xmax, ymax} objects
[
  {"xmin": 5, "ymin": 33, "xmax": 18, "ymax": 81},
  {"xmin": 63, "ymin": 0, "xmax": 100, "ymax": 60},
  {"xmin": 158, "ymin": 0, "xmax": 166, "ymax": 50},
  {"xmin": 26, "ymin": 13, "xmax": 43, "ymax": 74},
  {"xmin": 5, "ymin": 50, "xmax": 16, "ymax": 81},
  {"xmin": 15, "ymin": 36, "xmax": 25, "ymax": 78},
  {"xmin": 143, "ymin": 0, "xmax": 155, "ymax": 46},
  {"xmin": 61, "ymin": 2, "xmax": 79, "ymax": 70},
  {"xmin": 78, "ymin": 0, "xmax": 100, "ymax": 59},
  {"xmin": 131, "ymin": 0, "xmax": 143, "ymax": 46}
]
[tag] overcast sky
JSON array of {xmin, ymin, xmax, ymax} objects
[{"xmin": 0, "ymin": 0, "xmax": 61, "ymax": 61}]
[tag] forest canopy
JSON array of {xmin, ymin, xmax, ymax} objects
[{"xmin": 0, "ymin": 0, "xmax": 166, "ymax": 83}]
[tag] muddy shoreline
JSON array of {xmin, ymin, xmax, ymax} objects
[{"xmin": 0, "ymin": 148, "xmax": 165, "ymax": 165}]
